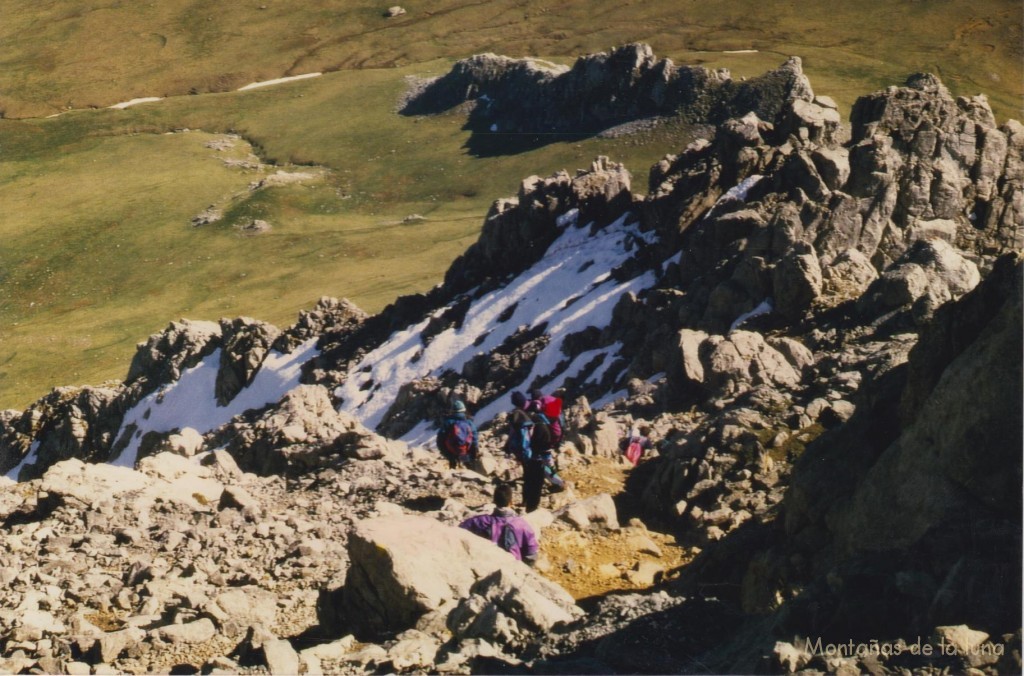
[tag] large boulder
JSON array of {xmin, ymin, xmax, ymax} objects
[
  {"xmin": 673, "ymin": 330, "xmax": 805, "ymax": 399},
  {"xmin": 857, "ymin": 239, "xmax": 980, "ymax": 322},
  {"xmin": 337, "ymin": 515, "xmax": 580, "ymax": 638},
  {"xmin": 215, "ymin": 385, "xmax": 406, "ymax": 475}
]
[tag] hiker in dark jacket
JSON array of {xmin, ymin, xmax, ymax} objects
[
  {"xmin": 506, "ymin": 391, "xmax": 563, "ymax": 512},
  {"xmin": 459, "ymin": 483, "xmax": 539, "ymax": 565},
  {"xmin": 436, "ymin": 399, "xmax": 478, "ymax": 469}
]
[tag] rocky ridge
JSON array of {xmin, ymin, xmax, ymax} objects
[{"xmin": 0, "ymin": 45, "xmax": 1020, "ymax": 674}]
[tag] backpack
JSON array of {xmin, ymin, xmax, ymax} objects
[
  {"xmin": 497, "ymin": 519, "xmax": 517, "ymax": 554},
  {"xmin": 443, "ymin": 418, "xmax": 475, "ymax": 456},
  {"xmin": 529, "ymin": 412, "xmax": 553, "ymax": 453},
  {"xmin": 625, "ymin": 439, "xmax": 643, "ymax": 466}
]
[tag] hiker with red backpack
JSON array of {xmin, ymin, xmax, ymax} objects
[
  {"xmin": 459, "ymin": 483, "xmax": 538, "ymax": 566},
  {"xmin": 436, "ymin": 399, "xmax": 478, "ymax": 469},
  {"xmin": 529, "ymin": 388, "xmax": 565, "ymax": 448},
  {"xmin": 506, "ymin": 391, "xmax": 564, "ymax": 512}
]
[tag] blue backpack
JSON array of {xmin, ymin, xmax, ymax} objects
[
  {"xmin": 497, "ymin": 519, "xmax": 517, "ymax": 554},
  {"xmin": 443, "ymin": 418, "xmax": 475, "ymax": 456}
]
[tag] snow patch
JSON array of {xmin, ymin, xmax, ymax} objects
[
  {"xmin": 109, "ymin": 97, "xmax": 163, "ymax": 110},
  {"xmin": 704, "ymin": 174, "xmax": 764, "ymax": 222},
  {"xmin": 112, "ymin": 339, "xmax": 319, "ymax": 468},
  {"xmin": 5, "ymin": 441, "xmax": 40, "ymax": 481},
  {"xmin": 237, "ymin": 73, "xmax": 322, "ymax": 92},
  {"xmin": 338, "ymin": 213, "xmax": 655, "ymax": 430},
  {"xmin": 556, "ymin": 208, "xmax": 579, "ymax": 229},
  {"xmin": 729, "ymin": 298, "xmax": 773, "ymax": 332}
]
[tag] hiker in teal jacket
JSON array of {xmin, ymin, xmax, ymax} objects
[{"xmin": 436, "ymin": 399, "xmax": 478, "ymax": 469}]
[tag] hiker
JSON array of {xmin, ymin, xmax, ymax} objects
[
  {"xmin": 459, "ymin": 483, "xmax": 538, "ymax": 566},
  {"xmin": 506, "ymin": 391, "xmax": 564, "ymax": 512},
  {"xmin": 529, "ymin": 388, "xmax": 565, "ymax": 448},
  {"xmin": 435, "ymin": 399, "xmax": 478, "ymax": 469},
  {"xmin": 621, "ymin": 424, "xmax": 654, "ymax": 466},
  {"xmin": 527, "ymin": 388, "xmax": 568, "ymax": 493}
]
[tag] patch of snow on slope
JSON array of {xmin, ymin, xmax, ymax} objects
[
  {"xmin": 237, "ymin": 73, "xmax": 322, "ymax": 91},
  {"xmin": 6, "ymin": 441, "xmax": 40, "ymax": 481},
  {"xmin": 705, "ymin": 174, "xmax": 763, "ymax": 221},
  {"xmin": 729, "ymin": 298, "xmax": 774, "ymax": 332},
  {"xmin": 109, "ymin": 97, "xmax": 163, "ymax": 110},
  {"xmin": 112, "ymin": 339, "xmax": 319, "ymax": 468},
  {"xmin": 337, "ymin": 213, "xmax": 654, "ymax": 433}
]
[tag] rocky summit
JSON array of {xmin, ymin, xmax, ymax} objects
[{"xmin": 0, "ymin": 45, "xmax": 1021, "ymax": 674}]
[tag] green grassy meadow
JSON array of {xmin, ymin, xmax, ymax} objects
[{"xmin": 0, "ymin": 0, "xmax": 1020, "ymax": 408}]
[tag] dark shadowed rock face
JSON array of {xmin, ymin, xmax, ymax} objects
[
  {"xmin": 215, "ymin": 318, "xmax": 281, "ymax": 407},
  {"xmin": 125, "ymin": 319, "xmax": 222, "ymax": 396},
  {"xmin": 402, "ymin": 44, "xmax": 812, "ymax": 145}
]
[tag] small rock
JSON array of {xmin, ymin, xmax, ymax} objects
[
  {"xmin": 625, "ymin": 561, "xmax": 664, "ymax": 586},
  {"xmin": 263, "ymin": 638, "xmax": 300, "ymax": 675},
  {"xmin": 386, "ymin": 6, "xmax": 406, "ymax": 17},
  {"xmin": 624, "ymin": 533, "xmax": 662, "ymax": 557},
  {"xmin": 934, "ymin": 625, "xmax": 990, "ymax": 656},
  {"xmin": 156, "ymin": 618, "xmax": 217, "ymax": 644},
  {"xmin": 774, "ymin": 640, "xmax": 812, "ymax": 673}
]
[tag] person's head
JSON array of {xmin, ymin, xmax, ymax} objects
[
  {"xmin": 494, "ymin": 483, "xmax": 514, "ymax": 508},
  {"xmin": 510, "ymin": 391, "xmax": 528, "ymax": 409},
  {"xmin": 529, "ymin": 388, "xmax": 544, "ymax": 401},
  {"xmin": 639, "ymin": 424, "xmax": 651, "ymax": 437},
  {"xmin": 451, "ymin": 399, "xmax": 466, "ymax": 413}
]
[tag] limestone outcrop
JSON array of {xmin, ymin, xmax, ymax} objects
[{"xmin": 403, "ymin": 44, "xmax": 813, "ymax": 140}]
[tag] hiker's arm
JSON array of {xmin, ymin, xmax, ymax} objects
[
  {"xmin": 522, "ymin": 528, "xmax": 539, "ymax": 566},
  {"xmin": 459, "ymin": 516, "xmax": 486, "ymax": 538}
]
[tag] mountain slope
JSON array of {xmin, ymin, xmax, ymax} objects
[{"xmin": 0, "ymin": 49, "xmax": 1020, "ymax": 674}]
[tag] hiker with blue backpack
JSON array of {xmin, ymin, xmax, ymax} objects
[
  {"xmin": 436, "ymin": 399, "xmax": 478, "ymax": 469},
  {"xmin": 506, "ymin": 391, "xmax": 565, "ymax": 512},
  {"xmin": 459, "ymin": 483, "xmax": 538, "ymax": 566}
]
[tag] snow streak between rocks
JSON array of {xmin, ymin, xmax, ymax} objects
[
  {"xmin": 334, "ymin": 212, "xmax": 658, "ymax": 443},
  {"xmin": 111, "ymin": 339, "xmax": 320, "ymax": 468}
]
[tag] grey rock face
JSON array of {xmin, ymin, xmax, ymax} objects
[
  {"xmin": 215, "ymin": 317, "xmax": 281, "ymax": 406},
  {"xmin": 672, "ymin": 330, "xmax": 805, "ymax": 400},
  {"xmin": 404, "ymin": 44, "xmax": 811, "ymax": 139},
  {"xmin": 215, "ymin": 385, "xmax": 405, "ymax": 475},
  {"xmin": 126, "ymin": 319, "xmax": 222, "ymax": 394},
  {"xmin": 0, "ymin": 384, "xmax": 127, "ymax": 480}
]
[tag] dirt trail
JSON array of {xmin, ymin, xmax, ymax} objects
[{"xmin": 536, "ymin": 454, "xmax": 694, "ymax": 600}]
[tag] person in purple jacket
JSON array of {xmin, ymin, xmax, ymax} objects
[{"xmin": 459, "ymin": 483, "xmax": 539, "ymax": 566}]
